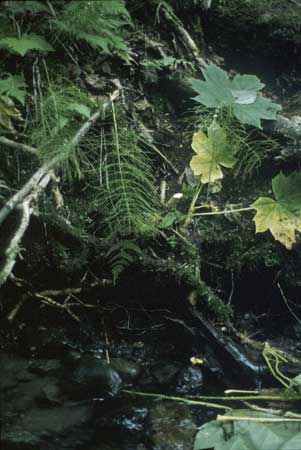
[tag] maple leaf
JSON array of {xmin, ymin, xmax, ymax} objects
[
  {"xmin": 191, "ymin": 64, "xmax": 281, "ymax": 128},
  {"xmin": 252, "ymin": 172, "xmax": 301, "ymax": 249},
  {"xmin": 190, "ymin": 121, "xmax": 237, "ymax": 184}
]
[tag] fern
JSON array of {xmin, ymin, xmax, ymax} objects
[
  {"xmin": 30, "ymin": 82, "xmax": 97, "ymax": 180},
  {"xmin": 50, "ymin": 0, "xmax": 132, "ymax": 61},
  {"xmin": 0, "ymin": 33, "xmax": 53, "ymax": 56},
  {"xmin": 142, "ymin": 57, "xmax": 195, "ymax": 71},
  {"xmin": 106, "ymin": 240, "xmax": 142, "ymax": 283},
  {"xmin": 0, "ymin": 74, "xmax": 27, "ymax": 105},
  {"xmin": 2, "ymin": 1, "xmax": 50, "ymax": 15},
  {"xmin": 93, "ymin": 112, "xmax": 160, "ymax": 237}
]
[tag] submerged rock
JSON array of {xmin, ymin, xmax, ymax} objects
[
  {"xmin": 62, "ymin": 354, "xmax": 123, "ymax": 399},
  {"xmin": 2, "ymin": 403, "xmax": 93, "ymax": 450},
  {"xmin": 176, "ymin": 366, "xmax": 204, "ymax": 395},
  {"xmin": 149, "ymin": 401, "xmax": 197, "ymax": 450},
  {"xmin": 152, "ymin": 361, "xmax": 181, "ymax": 386},
  {"xmin": 0, "ymin": 353, "xmax": 33, "ymax": 390},
  {"xmin": 109, "ymin": 358, "xmax": 142, "ymax": 382}
]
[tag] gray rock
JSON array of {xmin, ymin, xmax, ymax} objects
[
  {"xmin": 28, "ymin": 359, "xmax": 62, "ymax": 376},
  {"xmin": 149, "ymin": 401, "xmax": 197, "ymax": 450},
  {"xmin": 0, "ymin": 353, "xmax": 33, "ymax": 390},
  {"xmin": 2, "ymin": 403, "xmax": 93, "ymax": 449},
  {"xmin": 2, "ymin": 377, "xmax": 62, "ymax": 415},
  {"xmin": 152, "ymin": 362, "xmax": 180, "ymax": 385},
  {"xmin": 175, "ymin": 366, "xmax": 203, "ymax": 395},
  {"xmin": 63, "ymin": 355, "xmax": 123, "ymax": 398},
  {"xmin": 109, "ymin": 358, "xmax": 141, "ymax": 382}
]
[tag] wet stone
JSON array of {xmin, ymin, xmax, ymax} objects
[
  {"xmin": 152, "ymin": 362, "xmax": 181, "ymax": 386},
  {"xmin": 0, "ymin": 353, "xmax": 33, "ymax": 390},
  {"xmin": 176, "ymin": 366, "xmax": 204, "ymax": 395},
  {"xmin": 109, "ymin": 358, "xmax": 142, "ymax": 382},
  {"xmin": 28, "ymin": 359, "xmax": 62, "ymax": 376},
  {"xmin": 2, "ymin": 403, "xmax": 94, "ymax": 450},
  {"xmin": 149, "ymin": 401, "xmax": 197, "ymax": 450},
  {"xmin": 63, "ymin": 354, "xmax": 123, "ymax": 399}
]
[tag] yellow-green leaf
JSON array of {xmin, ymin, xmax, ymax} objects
[
  {"xmin": 252, "ymin": 198, "xmax": 301, "ymax": 249},
  {"xmin": 190, "ymin": 122, "xmax": 237, "ymax": 184},
  {"xmin": 252, "ymin": 172, "xmax": 301, "ymax": 249},
  {"xmin": 0, "ymin": 95, "xmax": 22, "ymax": 131}
]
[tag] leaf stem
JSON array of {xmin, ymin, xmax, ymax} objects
[
  {"xmin": 183, "ymin": 181, "xmax": 203, "ymax": 227},
  {"xmin": 193, "ymin": 206, "xmax": 254, "ymax": 217}
]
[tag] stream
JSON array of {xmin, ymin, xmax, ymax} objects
[{"xmin": 2, "ymin": 292, "xmax": 301, "ymax": 450}]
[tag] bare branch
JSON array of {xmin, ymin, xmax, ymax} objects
[
  {"xmin": 0, "ymin": 136, "xmax": 38, "ymax": 155},
  {"xmin": 0, "ymin": 111, "xmax": 101, "ymax": 227},
  {"xmin": 0, "ymin": 199, "xmax": 32, "ymax": 287}
]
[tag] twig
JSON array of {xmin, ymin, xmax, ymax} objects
[
  {"xmin": 277, "ymin": 282, "xmax": 301, "ymax": 325},
  {"xmin": 162, "ymin": 8, "xmax": 207, "ymax": 68},
  {"xmin": 194, "ymin": 206, "xmax": 254, "ymax": 216},
  {"xmin": 7, "ymin": 296, "xmax": 27, "ymax": 322},
  {"xmin": 0, "ymin": 110, "xmax": 101, "ymax": 227},
  {"xmin": 34, "ymin": 293, "xmax": 80, "ymax": 321},
  {"xmin": 0, "ymin": 199, "xmax": 32, "ymax": 286},
  {"xmin": 0, "ymin": 136, "xmax": 38, "ymax": 155}
]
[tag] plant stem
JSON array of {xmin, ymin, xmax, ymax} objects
[
  {"xmin": 123, "ymin": 390, "xmax": 232, "ymax": 410},
  {"xmin": 217, "ymin": 415, "xmax": 301, "ymax": 423},
  {"xmin": 183, "ymin": 181, "xmax": 203, "ymax": 227},
  {"xmin": 187, "ymin": 394, "xmax": 295, "ymax": 401},
  {"xmin": 193, "ymin": 206, "xmax": 254, "ymax": 217}
]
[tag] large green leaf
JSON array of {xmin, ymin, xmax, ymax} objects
[
  {"xmin": 190, "ymin": 121, "xmax": 237, "ymax": 184},
  {"xmin": 191, "ymin": 64, "xmax": 281, "ymax": 128},
  {"xmin": 233, "ymin": 96, "xmax": 281, "ymax": 129},
  {"xmin": 194, "ymin": 420, "xmax": 225, "ymax": 450},
  {"xmin": 0, "ymin": 74, "xmax": 27, "ymax": 105},
  {"xmin": 0, "ymin": 34, "xmax": 53, "ymax": 56},
  {"xmin": 194, "ymin": 410, "xmax": 301, "ymax": 450},
  {"xmin": 191, "ymin": 64, "xmax": 233, "ymax": 108},
  {"xmin": 252, "ymin": 172, "xmax": 301, "ymax": 249}
]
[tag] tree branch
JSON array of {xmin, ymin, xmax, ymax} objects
[
  {"xmin": 0, "ymin": 199, "xmax": 32, "ymax": 287},
  {"xmin": 0, "ymin": 136, "xmax": 38, "ymax": 155},
  {"xmin": 0, "ymin": 111, "xmax": 101, "ymax": 227}
]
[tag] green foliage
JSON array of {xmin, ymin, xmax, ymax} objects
[
  {"xmin": 142, "ymin": 57, "xmax": 195, "ymax": 71},
  {"xmin": 106, "ymin": 240, "xmax": 142, "ymax": 283},
  {"xmin": 0, "ymin": 34, "xmax": 53, "ymax": 56},
  {"xmin": 30, "ymin": 83, "xmax": 96, "ymax": 180},
  {"xmin": 0, "ymin": 74, "xmax": 27, "ymax": 104},
  {"xmin": 252, "ymin": 172, "xmax": 301, "ymax": 249},
  {"xmin": 51, "ymin": 0, "xmax": 132, "ymax": 61},
  {"xmin": 194, "ymin": 410, "xmax": 301, "ymax": 450},
  {"xmin": 93, "ymin": 116, "xmax": 160, "ymax": 238},
  {"xmin": 191, "ymin": 64, "xmax": 281, "ymax": 128},
  {"xmin": 2, "ymin": 1, "xmax": 50, "ymax": 15}
]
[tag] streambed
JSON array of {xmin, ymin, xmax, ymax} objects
[{"xmin": 2, "ymin": 295, "xmax": 301, "ymax": 450}]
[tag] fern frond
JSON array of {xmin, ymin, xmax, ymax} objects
[
  {"xmin": 0, "ymin": 34, "xmax": 53, "ymax": 56},
  {"xmin": 30, "ymin": 83, "xmax": 97, "ymax": 180},
  {"xmin": 50, "ymin": 0, "xmax": 132, "ymax": 61},
  {"xmin": 0, "ymin": 74, "xmax": 27, "ymax": 105},
  {"xmin": 106, "ymin": 240, "xmax": 142, "ymax": 283},
  {"xmin": 3, "ymin": 1, "xmax": 50, "ymax": 15}
]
